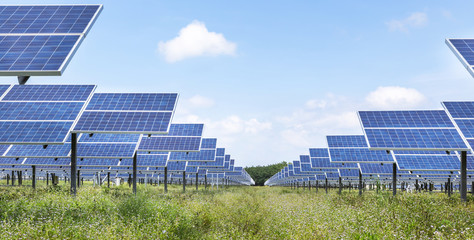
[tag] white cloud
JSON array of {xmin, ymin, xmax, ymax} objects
[
  {"xmin": 365, "ymin": 86, "xmax": 426, "ymax": 109},
  {"xmin": 188, "ymin": 95, "xmax": 215, "ymax": 108},
  {"xmin": 386, "ymin": 12, "xmax": 428, "ymax": 32},
  {"xmin": 158, "ymin": 20, "xmax": 236, "ymax": 62}
]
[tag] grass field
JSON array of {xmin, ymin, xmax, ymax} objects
[{"xmin": 0, "ymin": 182, "xmax": 473, "ymax": 239}]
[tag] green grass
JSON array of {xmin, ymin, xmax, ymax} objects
[{"xmin": 0, "ymin": 184, "xmax": 472, "ymax": 239}]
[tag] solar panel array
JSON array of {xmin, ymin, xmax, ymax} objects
[
  {"xmin": 446, "ymin": 39, "xmax": 474, "ymax": 78},
  {"xmin": 0, "ymin": 5, "xmax": 102, "ymax": 76}
]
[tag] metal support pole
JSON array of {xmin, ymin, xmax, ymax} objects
[
  {"xmin": 461, "ymin": 151, "xmax": 467, "ymax": 201},
  {"xmin": 164, "ymin": 167, "xmax": 168, "ymax": 193},
  {"xmin": 183, "ymin": 171, "xmax": 186, "ymax": 192},
  {"xmin": 32, "ymin": 166, "xmax": 36, "ymax": 189},
  {"xmin": 12, "ymin": 170, "xmax": 15, "ymax": 186},
  {"xmin": 196, "ymin": 173, "xmax": 198, "ymax": 191},
  {"xmin": 107, "ymin": 172, "xmax": 110, "ymax": 188},
  {"xmin": 392, "ymin": 163, "xmax": 397, "ymax": 196},
  {"xmin": 77, "ymin": 170, "xmax": 80, "ymax": 188},
  {"xmin": 6, "ymin": 174, "xmax": 9, "ymax": 185},
  {"xmin": 359, "ymin": 170, "xmax": 363, "ymax": 196},
  {"xmin": 448, "ymin": 177, "xmax": 451, "ymax": 197},
  {"xmin": 205, "ymin": 174, "xmax": 207, "ymax": 190},
  {"xmin": 316, "ymin": 180, "xmax": 318, "ymax": 193},
  {"xmin": 46, "ymin": 172, "xmax": 48, "ymax": 186},
  {"xmin": 325, "ymin": 178, "xmax": 328, "ymax": 194},
  {"xmin": 70, "ymin": 133, "xmax": 77, "ymax": 195},
  {"xmin": 339, "ymin": 176, "xmax": 342, "ymax": 195},
  {"xmin": 133, "ymin": 152, "xmax": 137, "ymax": 195},
  {"xmin": 308, "ymin": 181, "xmax": 311, "ymax": 191}
]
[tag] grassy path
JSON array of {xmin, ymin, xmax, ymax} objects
[{"xmin": 0, "ymin": 185, "xmax": 472, "ymax": 239}]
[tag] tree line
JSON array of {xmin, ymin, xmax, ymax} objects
[{"xmin": 245, "ymin": 162, "xmax": 287, "ymax": 186}]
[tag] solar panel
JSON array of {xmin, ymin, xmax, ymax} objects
[
  {"xmin": 200, "ymin": 138, "xmax": 217, "ymax": 149},
  {"xmin": 394, "ymin": 154, "xmax": 460, "ymax": 171},
  {"xmin": 73, "ymin": 93, "xmax": 178, "ymax": 134},
  {"xmin": 77, "ymin": 158, "xmax": 119, "ymax": 167},
  {"xmin": 168, "ymin": 149, "xmax": 216, "ymax": 161},
  {"xmin": 310, "ymin": 156, "xmax": 358, "ymax": 169},
  {"xmin": 358, "ymin": 110, "xmax": 468, "ymax": 151},
  {"xmin": 327, "ymin": 135, "xmax": 394, "ymax": 163},
  {"xmin": 0, "ymin": 85, "xmax": 95, "ymax": 144},
  {"xmin": 359, "ymin": 163, "xmax": 393, "ymax": 175},
  {"xmin": 0, "ymin": 157, "xmax": 24, "ymax": 165},
  {"xmin": 0, "ymin": 5, "xmax": 102, "ymax": 76},
  {"xmin": 309, "ymin": 148, "xmax": 329, "ymax": 158},
  {"xmin": 167, "ymin": 161, "xmax": 186, "ymax": 171},
  {"xmin": 77, "ymin": 143, "xmax": 136, "ymax": 158},
  {"xmin": 137, "ymin": 123, "xmax": 203, "ymax": 152},
  {"xmin": 23, "ymin": 157, "xmax": 69, "ymax": 166},
  {"xmin": 339, "ymin": 169, "xmax": 359, "ymax": 178},
  {"xmin": 120, "ymin": 154, "xmax": 168, "ymax": 167},
  {"xmin": 6, "ymin": 144, "xmax": 70, "ymax": 158},
  {"xmin": 216, "ymin": 148, "xmax": 225, "ymax": 156},
  {"xmin": 446, "ymin": 39, "xmax": 474, "ymax": 78}
]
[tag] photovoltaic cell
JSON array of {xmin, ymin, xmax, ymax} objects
[
  {"xmin": 311, "ymin": 157, "xmax": 358, "ymax": 169},
  {"xmin": 121, "ymin": 154, "xmax": 167, "ymax": 167},
  {"xmin": 0, "ymin": 121, "xmax": 72, "ymax": 144},
  {"xmin": 327, "ymin": 135, "xmax": 367, "ymax": 148},
  {"xmin": 0, "ymin": 157, "xmax": 24, "ymax": 165},
  {"xmin": 3, "ymin": 85, "xmax": 95, "ymax": 101},
  {"xmin": 359, "ymin": 163, "xmax": 393, "ymax": 175},
  {"xmin": 74, "ymin": 111, "xmax": 172, "ymax": 133},
  {"xmin": 165, "ymin": 123, "xmax": 203, "ymax": 136},
  {"xmin": 0, "ymin": 102, "xmax": 83, "ymax": 120},
  {"xmin": 339, "ymin": 169, "xmax": 359, "ymax": 177},
  {"xmin": 169, "ymin": 149, "xmax": 216, "ymax": 161},
  {"xmin": 138, "ymin": 136, "xmax": 201, "ymax": 151},
  {"xmin": 85, "ymin": 93, "xmax": 177, "ymax": 111},
  {"xmin": 77, "ymin": 143, "xmax": 136, "ymax": 158},
  {"xmin": 216, "ymin": 148, "xmax": 225, "ymax": 156},
  {"xmin": 446, "ymin": 39, "xmax": 474, "ymax": 78},
  {"xmin": 359, "ymin": 110, "xmax": 468, "ymax": 151},
  {"xmin": 77, "ymin": 158, "xmax": 119, "ymax": 166},
  {"xmin": 201, "ymin": 138, "xmax": 217, "ymax": 149},
  {"xmin": 23, "ymin": 158, "xmax": 69, "ymax": 166},
  {"xmin": 309, "ymin": 148, "xmax": 329, "ymax": 158},
  {"xmin": 6, "ymin": 144, "xmax": 70, "ymax": 157},
  {"xmin": 395, "ymin": 155, "xmax": 460, "ymax": 171},
  {"xmin": 78, "ymin": 133, "xmax": 140, "ymax": 143},
  {"xmin": 0, "ymin": 5, "xmax": 101, "ymax": 34},
  {"xmin": 167, "ymin": 161, "xmax": 186, "ymax": 171}
]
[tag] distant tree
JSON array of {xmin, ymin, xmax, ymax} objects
[{"xmin": 245, "ymin": 162, "xmax": 287, "ymax": 186}]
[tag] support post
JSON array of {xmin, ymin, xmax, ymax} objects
[
  {"xmin": 32, "ymin": 166, "xmax": 36, "ymax": 189},
  {"xmin": 308, "ymin": 181, "xmax": 311, "ymax": 191},
  {"xmin": 46, "ymin": 172, "xmax": 48, "ymax": 186},
  {"xmin": 196, "ymin": 173, "xmax": 198, "ymax": 191},
  {"xmin": 325, "ymin": 178, "xmax": 328, "ymax": 194},
  {"xmin": 461, "ymin": 151, "xmax": 467, "ymax": 202},
  {"xmin": 392, "ymin": 163, "xmax": 397, "ymax": 196},
  {"xmin": 133, "ymin": 152, "xmax": 137, "ymax": 195},
  {"xmin": 339, "ymin": 176, "xmax": 342, "ymax": 195},
  {"xmin": 316, "ymin": 180, "xmax": 318, "ymax": 193},
  {"xmin": 205, "ymin": 174, "xmax": 207, "ymax": 190},
  {"xmin": 164, "ymin": 167, "xmax": 168, "ymax": 193},
  {"xmin": 107, "ymin": 172, "xmax": 110, "ymax": 188},
  {"xmin": 71, "ymin": 133, "xmax": 77, "ymax": 196},
  {"xmin": 6, "ymin": 174, "xmax": 9, "ymax": 185},
  {"xmin": 448, "ymin": 177, "xmax": 451, "ymax": 197},
  {"xmin": 77, "ymin": 170, "xmax": 80, "ymax": 188},
  {"xmin": 183, "ymin": 171, "xmax": 186, "ymax": 192},
  {"xmin": 359, "ymin": 169, "xmax": 363, "ymax": 196}
]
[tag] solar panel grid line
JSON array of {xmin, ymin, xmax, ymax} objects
[
  {"xmin": 2, "ymin": 145, "xmax": 12, "ymax": 156},
  {"xmin": 0, "ymin": 85, "xmax": 13, "ymax": 100}
]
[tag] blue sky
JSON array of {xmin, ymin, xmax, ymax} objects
[{"xmin": 2, "ymin": 1, "xmax": 474, "ymax": 167}]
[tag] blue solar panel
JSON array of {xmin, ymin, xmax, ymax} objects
[
  {"xmin": 327, "ymin": 135, "xmax": 367, "ymax": 148},
  {"xmin": 364, "ymin": 128, "xmax": 467, "ymax": 150},
  {"xmin": 216, "ymin": 148, "xmax": 225, "ymax": 156},
  {"xmin": 207, "ymin": 156, "xmax": 225, "ymax": 167},
  {"xmin": 0, "ymin": 157, "xmax": 24, "ymax": 165},
  {"xmin": 329, "ymin": 148, "xmax": 394, "ymax": 163},
  {"xmin": 185, "ymin": 166, "xmax": 198, "ymax": 173},
  {"xmin": 0, "ymin": 5, "xmax": 102, "ymax": 34},
  {"xmin": 169, "ymin": 149, "xmax": 216, "ymax": 161},
  {"xmin": 166, "ymin": 124, "xmax": 203, "ymax": 136},
  {"xmin": 359, "ymin": 110, "xmax": 468, "ymax": 151},
  {"xmin": 299, "ymin": 155, "xmax": 310, "ymax": 163},
  {"xmin": 359, "ymin": 163, "xmax": 393, "ymax": 175},
  {"xmin": 358, "ymin": 111, "xmax": 454, "ymax": 128},
  {"xmin": 443, "ymin": 102, "xmax": 474, "ymax": 119},
  {"xmin": 77, "ymin": 158, "xmax": 118, "ymax": 166},
  {"xmin": 393, "ymin": 150, "xmax": 448, "ymax": 155},
  {"xmin": 452, "ymin": 120, "xmax": 474, "ymax": 138},
  {"xmin": 0, "ymin": 102, "xmax": 83, "ymax": 120},
  {"xmin": 446, "ymin": 39, "xmax": 474, "ymax": 77},
  {"xmin": 326, "ymin": 172, "xmax": 339, "ymax": 179},
  {"xmin": 3, "ymin": 85, "xmax": 95, "ymax": 101},
  {"xmin": 0, "ymin": 121, "xmax": 72, "ymax": 143},
  {"xmin": 121, "ymin": 154, "xmax": 167, "ymax": 167},
  {"xmin": 138, "ymin": 136, "xmax": 201, "ymax": 151},
  {"xmin": 23, "ymin": 157, "xmax": 69, "ymax": 166},
  {"xmin": 85, "ymin": 93, "xmax": 177, "ymax": 111},
  {"xmin": 311, "ymin": 157, "xmax": 359, "ymax": 169},
  {"xmin": 309, "ymin": 148, "xmax": 329, "ymax": 158},
  {"xmin": 74, "ymin": 111, "xmax": 172, "ymax": 133},
  {"xmin": 0, "ymin": 35, "xmax": 81, "ymax": 73},
  {"xmin": 395, "ymin": 155, "xmax": 460, "ymax": 171},
  {"xmin": 0, "ymin": 145, "xmax": 9, "ymax": 155},
  {"xmin": 6, "ymin": 144, "xmax": 70, "ymax": 157},
  {"xmin": 339, "ymin": 169, "xmax": 359, "ymax": 177},
  {"xmin": 200, "ymin": 138, "xmax": 217, "ymax": 149},
  {"xmin": 167, "ymin": 161, "xmax": 186, "ymax": 171},
  {"xmin": 0, "ymin": 85, "xmax": 10, "ymax": 96},
  {"xmin": 78, "ymin": 133, "xmax": 140, "ymax": 143},
  {"xmin": 77, "ymin": 143, "xmax": 136, "ymax": 158}
]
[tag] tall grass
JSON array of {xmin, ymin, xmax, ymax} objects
[{"xmin": 0, "ymin": 184, "xmax": 472, "ymax": 239}]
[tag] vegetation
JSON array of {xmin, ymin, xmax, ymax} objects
[
  {"xmin": 0, "ymin": 182, "xmax": 472, "ymax": 239},
  {"xmin": 245, "ymin": 161, "xmax": 287, "ymax": 186}
]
